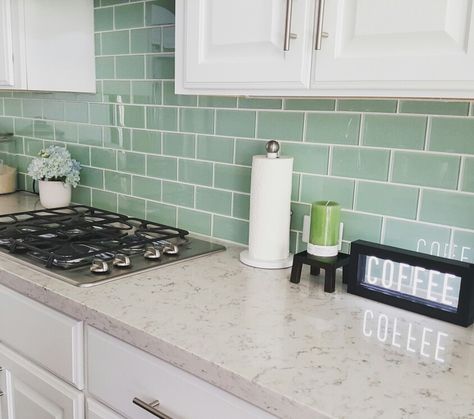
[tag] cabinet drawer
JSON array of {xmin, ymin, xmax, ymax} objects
[
  {"xmin": 87, "ymin": 327, "xmax": 276, "ymax": 419},
  {"xmin": 0, "ymin": 342, "xmax": 84, "ymax": 419},
  {"xmin": 0, "ymin": 285, "xmax": 83, "ymax": 389}
]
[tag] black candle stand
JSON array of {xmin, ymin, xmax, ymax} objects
[{"xmin": 289, "ymin": 251, "xmax": 351, "ymax": 293}]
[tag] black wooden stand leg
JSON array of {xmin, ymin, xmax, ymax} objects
[
  {"xmin": 324, "ymin": 268, "xmax": 336, "ymax": 293},
  {"xmin": 342, "ymin": 266, "xmax": 349, "ymax": 284},
  {"xmin": 290, "ymin": 259, "xmax": 303, "ymax": 284},
  {"xmin": 310, "ymin": 266, "xmax": 321, "ymax": 276}
]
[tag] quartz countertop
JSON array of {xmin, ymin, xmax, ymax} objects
[{"xmin": 0, "ymin": 192, "xmax": 473, "ymax": 419}]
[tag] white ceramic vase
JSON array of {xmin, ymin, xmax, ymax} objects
[{"xmin": 38, "ymin": 180, "xmax": 72, "ymax": 208}]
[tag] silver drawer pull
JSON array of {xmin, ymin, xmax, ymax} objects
[
  {"xmin": 133, "ymin": 398, "xmax": 174, "ymax": 419},
  {"xmin": 0, "ymin": 391, "xmax": 4, "ymax": 397},
  {"xmin": 314, "ymin": 0, "xmax": 326, "ymax": 50},
  {"xmin": 283, "ymin": 0, "xmax": 294, "ymax": 51}
]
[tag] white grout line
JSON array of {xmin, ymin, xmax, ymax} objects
[
  {"xmin": 424, "ymin": 116, "xmax": 432, "ymax": 151},
  {"xmin": 457, "ymin": 156, "xmax": 465, "ymax": 191}
]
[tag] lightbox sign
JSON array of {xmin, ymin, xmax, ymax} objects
[{"xmin": 348, "ymin": 241, "xmax": 474, "ymax": 327}]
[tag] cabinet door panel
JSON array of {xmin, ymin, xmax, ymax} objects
[
  {"xmin": 0, "ymin": 0, "xmax": 14, "ymax": 87},
  {"xmin": 312, "ymin": 0, "xmax": 474, "ymax": 96},
  {"xmin": 176, "ymin": 0, "xmax": 314, "ymax": 91}
]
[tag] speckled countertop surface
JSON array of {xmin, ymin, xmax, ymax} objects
[{"xmin": 0, "ymin": 192, "xmax": 473, "ymax": 419}]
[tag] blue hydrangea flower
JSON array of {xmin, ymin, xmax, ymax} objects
[{"xmin": 27, "ymin": 146, "xmax": 81, "ymax": 187}]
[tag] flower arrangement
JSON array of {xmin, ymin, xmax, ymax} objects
[{"xmin": 27, "ymin": 146, "xmax": 81, "ymax": 187}]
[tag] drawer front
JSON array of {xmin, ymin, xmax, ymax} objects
[
  {"xmin": 87, "ymin": 327, "xmax": 276, "ymax": 419},
  {"xmin": 0, "ymin": 284, "xmax": 84, "ymax": 389},
  {"xmin": 0, "ymin": 342, "xmax": 84, "ymax": 419},
  {"xmin": 87, "ymin": 399, "xmax": 125, "ymax": 419}
]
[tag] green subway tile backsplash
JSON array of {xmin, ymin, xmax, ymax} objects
[{"xmin": 1, "ymin": 0, "xmax": 472, "ymax": 258}]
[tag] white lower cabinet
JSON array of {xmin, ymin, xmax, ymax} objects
[
  {"xmin": 86, "ymin": 399, "xmax": 124, "ymax": 419},
  {"xmin": 87, "ymin": 327, "xmax": 276, "ymax": 419},
  {"xmin": 0, "ymin": 343, "xmax": 84, "ymax": 419}
]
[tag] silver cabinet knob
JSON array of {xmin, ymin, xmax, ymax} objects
[{"xmin": 133, "ymin": 398, "xmax": 173, "ymax": 419}]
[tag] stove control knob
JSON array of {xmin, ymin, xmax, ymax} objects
[
  {"xmin": 162, "ymin": 244, "xmax": 179, "ymax": 256},
  {"xmin": 113, "ymin": 254, "xmax": 132, "ymax": 268},
  {"xmin": 90, "ymin": 259, "xmax": 109, "ymax": 274},
  {"xmin": 144, "ymin": 245, "xmax": 161, "ymax": 260}
]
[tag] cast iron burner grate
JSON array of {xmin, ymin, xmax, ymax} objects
[{"xmin": 0, "ymin": 206, "xmax": 189, "ymax": 269}]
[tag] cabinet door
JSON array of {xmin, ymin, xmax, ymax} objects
[
  {"xmin": 311, "ymin": 0, "xmax": 474, "ymax": 97},
  {"xmin": 176, "ymin": 0, "xmax": 314, "ymax": 93},
  {"xmin": 0, "ymin": 0, "xmax": 14, "ymax": 87},
  {"xmin": 0, "ymin": 343, "xmax": 84, "ymax": 419},
  {"xmin": 86, "ymin": 399, "xmax": 124, "ymax": 419}
]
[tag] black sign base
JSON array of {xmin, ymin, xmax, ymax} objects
[{"xmin": 290, "ymin": 251, "xmax": 351, "ymax": 292}]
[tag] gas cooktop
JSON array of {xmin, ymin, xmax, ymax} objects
[{"xmin": 0, "ymin": 206, "xmax": 225, "ymax": 287}]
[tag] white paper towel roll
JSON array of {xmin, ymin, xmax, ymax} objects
[{"xmin": 240, "ymin": 154, "xmax": 293, "ymax": 269}]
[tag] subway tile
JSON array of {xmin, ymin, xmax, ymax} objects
[
  {"xmin": 146, "ymin": 201, "xmax": 176, "ymax": 226},
  {"xmin": 78, "ymin": 125, "xmax": 103, "ymax": 146},
  {"xmin": 145, "ymin": 0, "xmax": 175, "ymax": 25},
  {"xmin": 214, "ymin": 164, "xmax": 251, "ymax": 193},
  {"xmin": 338, "ymin": 99, "xmax": 397, "ymax": 113},
  {"xmin": 180, "ymin": 108, "xmax": 214, "ymax": 134},
  {"xmin": 67, "ymin": 144, "xmax": 90, "ymax": 165},
  {"xmin": 332, "ymin": 147, "xmax": 390, "ymax": 180},
  {"xmin": 146, "ymin": 55, "xmax": 174, "ymax": 79},
  {"xmin": 419, "ymin": 190, "xmax": 474, "ymax": 229},
  {"xmin": 232, "ymin": 193, "xmax": 250, "ymax": 220},
  {"xmin": 132, "ymin": 129, "xmax": 161, "ymax": 154},
  {"xmin": 399, "ymin": 100, "xmax": 469, "ymax": 116},
  {"xmin": 234, "ymin": 139, "xmax": 266, "ymax": 166},
  {"xmin": 216, "ymin": 110, "xmax": 255, "ymax": 138},
  {"xmin": 147, "ymin": 155, "xmax": 177, "ymax": 180},
  {"xmin": 290, "ymin": 202, "xmax": 310, "ymax": 231},
  {"xmin": 196, "ymin": 187, "xmax": 232, "ymax": 216},
  {"xmin": 94, "ymin": 7, "xmax": 113, "ymax": 31},
  {"xmin": 43, "ymin": 100, "xmax": 64, "ymax": 121},
  {"xmin": 178, "ymin": 208, "xmax": 211, "ymax": 236},
  {"xmin": 162, "ymin": 181, "xmax": 194, "ymax": 207},
  {"xmin": 92, "ymin": 189, "xmax": 117, "ymax": 212},
  {"xmin": 340, "ymin": 211, "xmax": 382, "ymax": 242},
  {"xmin": 197, "ymin": 135, "xmax": 234, "ymax": 163},
  {"xmin": 430, "ymin": 117, "xmax": 474, "ymax": 154},
  {"xmin": 162, "ymin": 26, "xmax": 175, "ymax": 52},
  {"xmin": 284, "ymin": 99, "xmax": 335, "ymax": 111},
  {"xmin": 392, "ymin": 151, "xmax": 460, "ymax": 190},
  {"xmin": 363, "ymin": 115, "xmax": 426, "ymax": 149},
  {"xmin": 116, "ymin": 56, "xmax": 145, "ymax": 79},
  {"xmin": 104, "ymin": 170, "xmax": 131, "ymax": 194},
  {"xmin": 24, "ymin": 138, "xmax": 43, "ymax": 156},
  {"xmin": 91, "ymin": 148, "xmax": 116, "ymax": 170},
  {"xmin": 306, "ymin": 113, "xmax": 360, "ymax": 145},
  {"xmin": 213, "ymin": 216, "xmax": 249, "ymax": 244},
  {"xmin": 461, "ymin": 157, "xmax": 474, "ymax": 193},
  {"xmin": 146, "ymin": 106, "xmax": 178, "ymax": 131},
  {"xmin": 90, "ymin": 103, "xmax": 116, "ymax": 125},
  {"xmin": 356, "ymin": 181, "xmax": 419, "ymax": 219},
  {"xmin": 383, "ymin": 218, "xmax": 451, "ymax": 255},
  {"xmin": 300, "ymin": 175, "xmax": 354, "ymax": 209},
  {"xmin": 80, "ymin": 166, "xmax": 104, "ymax": 189},
  {"xmin": 257, "ymin": 111, "xmax": 303, "ymax": 141},
  {"xmin": 292, "ymin": 173, "xmax": 300, "ymax": 201},
  {"xmin": 33, "ymin": 120, "xmax": 54, "ymax": 139},
  {"xmin": 95, "ymin": 57, "xmax": 115, "ymax": 79},
  {"xmin": 101, "ymin": 0, "xmax": 128, "ymax": 6},
  {"xmin": 163, "ymin": 81, "xmax": 197, "ymax": 106},
  {"xmin": 163, "ymin": 132, "xmax": 195, "ymax": 157},
  {"xmin": 124, "ymin": 105, "xmax": 145, "ymax": 128},
  {"xmin": 103, "ymin": 127, "xmax": 131, "ymax": 149},
  {"xmin": 284, "ymin": 143, "xmax": 329, "ymax": 175},
  {"xmin": 117, "ymin": 151, "xmax": 146, "ymax": 175},
  {"xmin": 118, "ymin": 195, "xmax": 146, "ymax": 218},
  {"xmin": 55, "ymin": 122, "xmax": 78, "ymax": 143},
  {"xmin": 132, "ymin": 175, "xmax": 161, "ymax": 201},
  {"xmin": 103, "ymin": 81, "xmax": 131, "ymax": 103},
  {"xmin": 131, "ymin": 28, "xmax": 162, "ymax": 53},
  {"xmin": 64, "ymin": 102, "xmax": 89, "ymax": 123},
  {"xmin": 114, "ymin": 3, "xmax": 144, "ymax": 29},
  {"xmin": 132, "ymin": 81, "xmax": 161, "ymax": 105},
  {"xmin": 94, "ymin": 34, "xmax": 101, "ymax": 55},
  {"xmin": 452, "ymin": 230, "xmax": 474, "ymax": 263},
  {"xmin": 198, "ymin": 96, "xmax": 237, "ymax": 108},
  {"xmin": 4, "ymin": 99, "xmax": 21, "ymax": 116},
  {"xmin": 15, "ymin": 119, "xmax": 34, "ymax": 137},
  {"xmin": 72, "ymin": 186, "xmax": 91, "ymax": 206},
  {"xmin": 238, "ymin": 98, "xmax": 282, "ymax": 109},
  {"xmin": 178, "ymin": 159, "xmax": 213, "ymax": 186},
  {"xmin": 22, "ymin": 100, "xmax": 42, "ymax": 118},
  {"xmin": 101, "ymin": 30, "xmax": 129, "ymax": 55}
]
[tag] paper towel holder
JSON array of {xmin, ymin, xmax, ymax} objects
[{"xmin": 240, "ymin": 140, "xmax": 294, "ymax": 270}]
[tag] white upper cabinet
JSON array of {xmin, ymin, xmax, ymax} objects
[
  {"xmin": 176, "ymin": 0, "xmax": 474, "ymax": 98},
  {"xmin": 0, "ymin": 0, "xmax": 95, "ymax": 93},
  {"xmin": 176, "ymin": 0, "xmax": 315, "ymax": 90}
]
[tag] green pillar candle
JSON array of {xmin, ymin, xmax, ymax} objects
[{"xmin": 309, "ymin": 201, "xmax": 341, "ymax": 246}]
